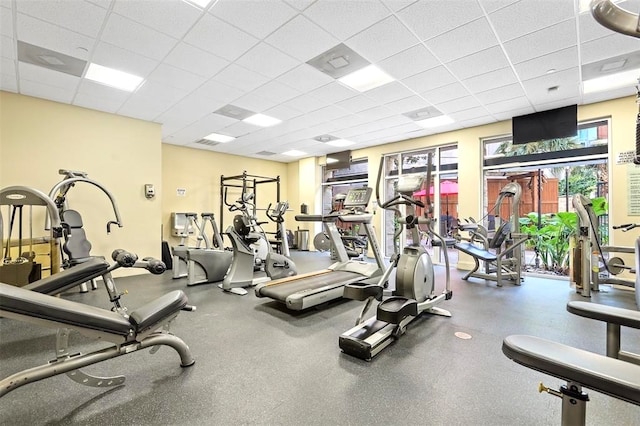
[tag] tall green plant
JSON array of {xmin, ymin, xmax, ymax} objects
[{"xmin": 519, "ymin": 212, "xmax": 578, "ymax": 273}]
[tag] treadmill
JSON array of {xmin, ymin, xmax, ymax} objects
[{"xmin": 254, "ymin": 188, "xmax": 385, "ymax": 310}]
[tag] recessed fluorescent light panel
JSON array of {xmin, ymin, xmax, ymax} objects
[
  {"xmin": 85, "ymin": 63, "xmax": 144, "ymax": 92},
  {"xmin": 338, "ymin": 64, "xmax": 394, "ymax": 92},
  {"xmin": 204, "ymin": 132, "xmax": 235, "ymax": 143},
  {"xmin": 282, "ymin": 150, "xmax": 307, "ymax": 156},
  {"xmin": 583, "ymin": 67, "xmax": 640, "ymax": 94},
  {"xmin": 415, "ymin": 115, "xmax": 455, "ymax": 128},
  {"xmin": 243, "ymin": 113, "xmax": 282, "ymax": 127},
  {"xmin": 326, "ymin": 139, "xmax": 355, "ymax": 147}
]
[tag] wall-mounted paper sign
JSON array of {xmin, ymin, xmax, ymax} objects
[
  {"xmin": 617, "ymin": 150, "xmax": 635, "ymax": 165},
  {"xmin": 176, "ymin": 188, "xmax": 186, "ymax": 197},
  {"xmin": 628, "ymin": 166, "xmax": 640, "ymax": 216}
]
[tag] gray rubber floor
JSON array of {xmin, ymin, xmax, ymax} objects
[{"xmin": 1, "ymin": 250, "xmax": 639, "ymax": 425}]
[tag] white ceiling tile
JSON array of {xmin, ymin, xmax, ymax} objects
[
  {"xmin": 163, "ymin": 43, "xmax": 229, "ymax": 79},
  {"xmin": 513, "ymin": 46, "xmax": 578, "ymax": 81},
  {"xmin": 16, "ymin": 13, "xmax": 94, "ymax": 60},
  {"xmin": 263, "ymin": 103, "xmax": 304, "ymax": 121},
  {"xmin": 213, "ymin": 64, "xmax": 270, "ymax": 92},
  {"xmin": 329, "ymin": 114, "xmax": 369, "ymax": 131},
  {"xmin": 421, "ymin": 82, "xmax": 470, "ymax": 104},
  {"xmin": 251, "ymin": 80, "xmax": 301, "ymax": 105},
  {"xmin": 346, "ymin": 16, "xmax": 419, "ymax": 63},
  {"xmin": 357, "ymin": 105, "xmax": 396, "ymax": 121},
  {"xmin": 364, "ymin": 81, "xmax": 415, "ymax": 104},
  {"xmin": 460, "ymin": 116, "xmax": 497, "ymax": 128},
  {"xmin": 474, "ymin": 83, "xmax": 525, "ymax": 105},
  {"xmin": 385, "ymin": 95, "xmax": 430, "ymax": 113},
  {"xmin": 119, "ymin": 89, "xmax": 185, "ymax": 122},
  {"xmin": 91, "ymin": 41, "xmax": 159, "ymax": 77},
  {"xmin": 521, "ymin": 67, "xmax": 580, "ymax": 104},
  {"xmin": 503, "ymin": 19, "xmax": 577, "ymax": 64},
  {"xmin": 185, "ymin": 13, "xmax": 259, "ymax": 62},
  {"xmin": 379, "ymin": 0, "xmax": 418, "ymax": 12},
  {"xmin": 304, "ymin": 0, "xmax": 390, "ymax": 41},
  {"xmin": 425, "ymin": 17, "xmax": 499, "ymax": 63},
  {"xmin": 281, "ymin": 94, "xmax": 329, "ymax": 114},
  {"xmin": 378, "ymin": 44, "xmax": 441, "ymax": 80},
  {"xmin": 18, "ymin": 61, "xmax": 80, "ymax": 90},
  {"xmin": 446, "ymin": 45, "xmax": 511, "ymax": 80},
  {"xmin": 478, "ymin": 0, "xmax": 520, "ymax": 13},
  {"xmin": 233, "ymin": 91, "xmax": 278, "ymax": 113},
  {"xmin": 74, "ymin": 83, "xmax": 129, "ymax": 114},
  {"xmin": 16, "ymin": 0, "xmax": 107, "ymax": 38},
  {"xmin": 147, "ymin": 63, "xmax": 206, "ymax": 92},
  {"xmin": 305, "ymin": 104, "xmax": 352, "ymax": 124},
  {"xmin": 156, "ymin": 91, "xmax": 219, "ymax": 125},
  {"xmin": 1, "ymin": 72, "xmax": 17, "ymax": 92},
  {"xmin": 494, "ymin": 106, "xmax": 535, "ymax": 121},
  {"xmin": 1, "ymin": 35, "xmax": 15, "ymax": 60},
  {"xmin": 534, "ymin": 96, "xmax": 581, "ymax": 113},
  {"xmin": 266, "ymin": 15, "xmax": 338, "ymax": 62},
  {"xmin": 578, "ymin": 9, "xmax": 614, "ymax": 43},
  {"xmin": 336, "ymin": 95, "xmax": 380, "ymax": 113},
  {"xmin": 197, "ymin": 78, "xmax": 244, "ymax": 105},
  {"xmin": 397, "ymin": 0, "xmax": 484, "ymax": 41},
  {"xmin": 489, "ymin": 0, "xmax": 575, "ymax": 42},
  {"xmin": 169, "ymin": 113, "xmax": 238, "ymax": 142},
  {"xmin": 212, "ymin": 0, "xmax": 298, "ymax": 39},
  {"xmin": 1, "ymin": 56, "xmax": 15, "ymax": 75},
  {"xmin": 86, "ymin": 0, "xmax": 113, "ymax": 9},
  {"xmin": 437, "ymin": 96, "xmax": 482, "ymax": 114},
  {"xmin": 308, "ymin": 82, "xmax": 358, "ymax": 104},
  {"xmin": 580, "ymin": 33, "xmax": 640, "ymax": 65},
  {"xmin": 20, "ymin": 79, "xmax": 74, "ymax": 103},
  {"xmin": 283, "ymin": 0, "xmax": 316, "ymax": 11},
  {"xmin": 235, "ymin": 42, "xmax": 300, "ymax": 79},
  {"xmin": 101, "ymin": 13, "xmax": 177, "ymax": 61},
  {"xmin": 1, "ymin": 6, "xmax": 13, "ymax": 37},
  {"xmin": 484, "ymin": 96, "xmax": 532, "ymax": 114},
  {"xmin": 462, "ymin": 67, "xmax": 518, "ymax": 93},
  {"xmin": 276, "ymin": 63, "xmax": 334, "ymax": 92},
  {"xmin": 132, "ymin": 80, "xmax": 190, "ymax": 109},
  {"xmin": 402, "ymin": 66, "xmax": 457, "ymax": 93},
  {"xmin": 112, "ymin": 0, "xmax": 202, "ymax": 39},
  {"xmin": 582, "ymin": 85, "xmax": 637, "ymax": 105}
]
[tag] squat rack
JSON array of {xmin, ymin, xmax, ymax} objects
[{"xmin": 219, "ymin": 171, "xmax": 280, "ymax": 230}]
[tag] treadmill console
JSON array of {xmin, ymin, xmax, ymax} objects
[{"xmin": 343, "ymin": 187, "xmax": 373, "ymax": 208}]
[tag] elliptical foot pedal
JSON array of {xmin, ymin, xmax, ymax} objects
[
  {"xmin": 218, "ymin": 284, "xmax": 248, "ymax": 296},
  {"xmin": 377, "ymin": 296, "xmax": 417, "ymax": 324}
]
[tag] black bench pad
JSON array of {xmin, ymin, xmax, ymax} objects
[
  {"xmin": 502, "ymin": 335, "xmax": 640, "ymax": 406},
  {"xmin": 567, "ymin": 301, "xmax": 640, "ymax": 329},
  {"xmin": 454, "ymin": 242, "xmax": 497, "ymax": 262},
  {"xmin": 22, "ymin": 257, "xmax": 109, "ymax": 295},
  {"xmin": 129, "ymin": 290, "xmax": 188, "ymax": 333},
  {"xmin": 0, "ymin": 282, "xmax": 132, "ymax": 336}
]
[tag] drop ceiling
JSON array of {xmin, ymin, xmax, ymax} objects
[{"xmin": 1, "ymin": 0, "xmax": 639, "ymax": 163}]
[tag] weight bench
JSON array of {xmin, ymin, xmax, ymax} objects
[
  {"xmin": 502, "ymin": 334, "xmax": 640, "ymax": 425},
  {"xmin": 0, "ymin": 282, "xmax": 195, "ymax": 398},
  {"xmin": 567, "ymin": 301, "xmax": 640, "ymax": 365},
  {"xmin": 23, "ymin": 256, "xmax": 110, "ymax": 296}
]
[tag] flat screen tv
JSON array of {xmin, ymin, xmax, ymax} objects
[
  {"xmin": 326, "ymin": 150, "xmax": 351, "ymax": 170},
  {"xmin": 512, "ymin": 104, "xmax": 577, "ymax": 145}
]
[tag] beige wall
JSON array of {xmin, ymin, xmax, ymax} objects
[
  {"xmin": 0, "ymin": 91, "xmax": 162, "ymax": 277},
  {"xmin": 161, "ymin": 144, "xmax": 289, "ymax": 245}
]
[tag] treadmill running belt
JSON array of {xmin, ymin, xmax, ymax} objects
[{"xmin": 258, "ymin": 270, "xmax": 365, "ymax": 302}]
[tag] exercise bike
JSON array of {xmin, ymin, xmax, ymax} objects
[{"xmin": 339, "ymin": 154, "xmax": 452, "ymax": 360}]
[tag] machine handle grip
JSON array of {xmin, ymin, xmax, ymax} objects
[
  {"xmin": 140, "ymin": 257, "xmax": 166, "ymax": 275},
  {"xmin": 111, "ymin": 249, "xmax": 138, "ymax": 267}
]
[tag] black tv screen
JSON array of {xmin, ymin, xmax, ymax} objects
[
  {"xmin": 326, "ymin": 150, "xmax": 351, "ymax": 170},
  {"xmin": 512, "ymin": 105, "xmax": 577, "ymax": 145}
]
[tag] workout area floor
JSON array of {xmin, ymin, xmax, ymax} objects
[{"xmin": 1, "ymin": 250, "xmax": 638, "ymax": 426}]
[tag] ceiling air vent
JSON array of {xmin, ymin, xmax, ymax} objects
[
  {"xmin": 256, "ymin": 151, "xmax": 276, "ymax": 156},
  {"xmin": 195, "ymin": 139, "xmax": 220, "ymax": 147},
  {"xmin": 17, "ymin": 41, "xmax": 87, "ymax": 77}
]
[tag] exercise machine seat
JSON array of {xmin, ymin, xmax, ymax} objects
[
  {"xmin": 502, "ymin": 335, "xmax": 640, "ymax": 406},
  {"xmin": 61, "ymin": 209, "xmax": 92, "ymax": 263},
  {"xmin": 454, "ymin": 242, "xmax": 498, "ymax": 262},
  {"xmin": 567, "ymin": 301, "xmax": 640, "ymax": 329},
  {"xmin": 0, "ymin": 282, "xmax": 189, "ymax": 337},
  {"xmin": 377, "ymin": 296, "xmax": 418, "ymax": 324},
  {"xmin": 23, "ymin": 257, "xmax": 110, "ymax": 295},
  {"xmin": 129, "ymin": 290, "xmax": 189, "ymax": 333}
]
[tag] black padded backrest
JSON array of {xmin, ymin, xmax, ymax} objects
[
  {"xmin": 23, "ymin": 257, "xmax": 109, "ymax": 295},
  {"xmin": 233, "ymin": 215, "xmax": 251, "ymax": 236},
  {"xmin": 128, "ymin": 290, "xmax": 188, "ymax": 333},
  {"xmin": 489, "ymin": 221, "xmax": 511, "ymax": 249},
  {"xmin": 61, "ymin": 209, "xmax": 92, "ymax": 260}
]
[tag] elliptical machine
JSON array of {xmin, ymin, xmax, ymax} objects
[{"xmin": 339, "ymin": 153, "xmax": 453, "ymax": 360}]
